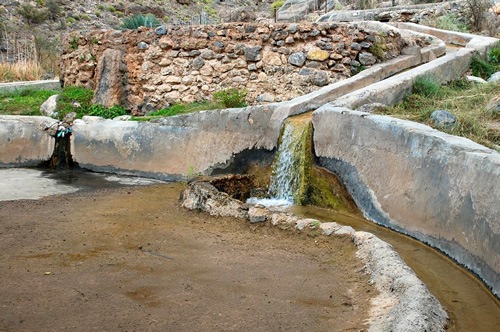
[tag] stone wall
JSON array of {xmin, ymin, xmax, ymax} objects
[
  {"xmin": 59, "ymin": 22, "xmax": 419, "ymax": 114},
  {"xmin": 313, "ymin": 107, "xmax": 500, "ymax": 297}
]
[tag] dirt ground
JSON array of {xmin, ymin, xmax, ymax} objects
[{"xmin": 0, "ymin": 183, "xmax": 375, "ymax": 331}]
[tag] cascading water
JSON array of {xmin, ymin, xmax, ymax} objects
[{"xmin": 248, "ymin": 114, "xmax": 312, "ymax": 206}]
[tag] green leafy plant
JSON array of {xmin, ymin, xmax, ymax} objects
[
  {"xmin": 271, "ymin": 0, "xmax": 285, "ymax": 12},
  {"xmin": 488, "ymin": 46, "xmax": 500, "ymax": 64},
  {"xmin": 470, "ymin": 56, "xmax": 496, "ymax": 79},
  {"xmin": 120, "ymin": 13, "xmax": 160, "ymax": 29},
  {"xmin": 86, "ymin": 104, "xmax": 127, "ymax": 119},
  {"xmin": 69, "ymin": 35, "xmax": 78, "ymax": 50},
  {"xmin": 18, "ymin": 4, "xmax": 49, "ymax": 24},
  {"xmin": 412, "ymin": 76, "xmax": 440, "ymax": 97},
  {"xmin": 56, "ymin": 85, "xmax": 94, "ymax": 119},
  {"xmin": 213, "ymin": 88, "xmax": 247, "ymax": 108}
]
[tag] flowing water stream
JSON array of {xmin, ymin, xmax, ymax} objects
[{"xmin": 254, "ymin": 113, "xmax": 500, "ymax": 331}]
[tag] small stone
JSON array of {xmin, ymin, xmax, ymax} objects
[
  {"xmin": 430, "ymin": 110, "xmax": 457, "ymax": 129},
  {"xmin": 155, "ymin": 25, "xmax": 167, "ymax": 35},
  {"xmin": 137, "ymin": 41, "xmax": 149, "ymax": 50},
  {"xmin": 248, "ymin": 206, "xmax": 267, "ymax": 223},
  {"xmin": 358, "ymin": 52, "xmax": 377, "ymax": 65},
  {"xmin": 299, "ymin": 68, "xmax": 314, "ymax": 76},
  {"xmin": 488, "ymin": 72, "xmax": 500, "ymax": 83},
  {"xmin": 466, "ymin": 76, "xmax": 487, "ymax": 84},
  {"xmin": 306, "ymin": 48, "xmax": 329, "ymax": 61},
  {"xmin": 256, "ymin": 93, "xmax": 275, "ymax": 102},
  {"xmin": 350, "ymin": 42, "xmax": 362, "ymax": 51},
  {"xmin": 309, "ymin": 71, "xmax": 329, "ymax": 86},
  {"xmin": 244, "ymin": 46, "xmax": 262, "ymax": 62},
  {"xmin": 288, "ymin": 52, "xmax": 306, "ymax": 67},
  {"xmin": 192, "ymin": 57, "xmax": 205, "ymax": 70}
]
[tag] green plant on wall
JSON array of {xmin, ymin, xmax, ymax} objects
[
  {"xmin": 213, "ymin": 88, "xmax": 247, "ymax": 108},
  {"xmin": 120, "ymin": 13, "xmax": 160, "ymax": 29}
]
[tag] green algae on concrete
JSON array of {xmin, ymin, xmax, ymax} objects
[{"xmin": 270, "ymin": 112, "xmax": 357, "ymax": 213}]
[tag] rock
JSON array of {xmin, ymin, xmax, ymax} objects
[
  {"xmin": 223, "ymin": 6, "xmax": 257, "ymax": 22},
  {"xmin": 306, "ymin": 48, "xmax": 329, "ymax": 61},
  {"xmin": 93, "ymin": 48, "xmax": 127, "ymax": 108},
  {"xmin": 155, "ymin": 25, "xmax": 167, "ymax": 35},
  {"xmin": 430, "ymin": 110, "xmax": 457, "ymax": 129},
  {"xmin": 248, "ymin": 206, "xmax": 268, "ymax": 223},
  {"xmin": 485, "ymin": 95, "xmax": 500, "ymax": 116},
  {"xmin": 137, "ymin": 42, "xmax": 149, "ymax": 50},
  {"xmin": 358, "ymin": 52, "xmax": 377, "ymax": 65},
  {"xmin": 244, "ymin": 46, "xmax": 262, "ymax": 62},
  {"xmin": 271, "ymin": 212, "xmax": 299, "ymax": 229},
  {"xmin": 319, "ymin": 222, "xmax": 341, "ymax": 235},
  {"xmin": 40, "ymin": 94, "xmax": 58, "ymax": 117},
  {"xmin": 488, "ymin": 72, "xmax": 500, "ymax": 83},
  {"xmin": 299, "ymin": 68, "xmax": 314, "ymax": 76},
  {"xmin": 62, "ymin": 112, "xmax": 77, "ymax": 124},
  {"xmin": 309, "ymin": 71, "xmax": 329, "ymax": 86},
  {"xmin": 295, "ymin": 218, "xmax": 320, "ymax": 231},
  {"xmin": 288, "ymin": 52, "xmax": 306, "ymax": 67},
  {"xmin": 180, "ymin": 181, "xmax": 248, "ymax": 219},
  {"xmin": 256, "ymin": 93, "xmax": 275, "ymax": 102},
  {"xmin": 335, "ymin": 226, "xmax": 355, "ymax": 236},
  {"xmin": 192, "ymin": 57, "xmax": 205, "ymax": 70},
  {"xmin": 466, "ymin": 75, "xmax": 487, "ymax": 84}
]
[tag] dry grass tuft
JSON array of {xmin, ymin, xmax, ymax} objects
[{"xmin": 0, "ymin": 61, "xmax": 44, "ymax": 82}]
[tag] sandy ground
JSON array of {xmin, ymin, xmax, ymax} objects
[{"xmin": 0, "ymin": 183, "xmax": 375, "ymax": 331}]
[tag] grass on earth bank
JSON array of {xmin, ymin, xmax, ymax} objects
[
  {"xmin": 375, "ymin": 77, "xmax": 500, "ymax": 151},
  {"xmin": 0, "ymin": 86, "xmax": 247, "ymax": 120}
]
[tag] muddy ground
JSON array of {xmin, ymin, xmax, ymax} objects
[{"xmin": 0, "ymin": 183, "xmax": 375, "ymax": 331}]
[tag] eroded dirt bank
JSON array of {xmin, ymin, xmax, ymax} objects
[{"xmin": 0, "ymin": 183, "xmax": 374, "ymax": 331}]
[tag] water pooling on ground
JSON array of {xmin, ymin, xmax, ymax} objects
[
  {"xmin": 1, "ymin": 168, "xmax": 499, "ymax": 329},
  {"xmin": 291, "ymin": 206, "xmax": 500, "ymax": 331},
  {"xmin": 245, "ymin": 112, "xmax": 500, "ymax": 330},
  {"xmin": 0, "ymin": 168, "xmax": 164, "ymax": 201}
]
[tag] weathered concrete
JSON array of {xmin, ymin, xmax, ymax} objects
[
  {"xmin": 0, "ymin": 80, "xmax": 61, "ymax": 93},
  {"xmin": 331, "ymin": 47, "xmax": 475, "ymax": 109},
  {"xmin": 312, "ymin": 107, "xmax": 500, "ymax": 297},
  {"xmin": 71, "ymin": 106, "xmax": 281, "ymax": 179},
  {"xmin": 0, "ymin": 116, "xmax": 57, "ymax": 167}
]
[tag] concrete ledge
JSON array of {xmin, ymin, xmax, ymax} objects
[
  {"xmin": 0, "ymin": 80, "xmax": 61, "ymax": 93},
  {"xmin": 0, "ymin": 115, "xmax": 57, "ymax": 167},
  {"xmin": 331, "ymin": 47, "xmax": 476, "ymax": 109},
  {"xmin": 312, "ymin": 106, "xmax": 500, "ymax": 297},
  {"xmin": 71, "ymin": 106, "xmax": 280, "ymax": 179},
  {"xmin": 392, "ymin": 23, "xmax": 499, "ymax": 57}
]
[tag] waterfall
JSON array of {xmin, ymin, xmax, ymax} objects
[{"xmin": 248, "ymin": 114, "xmax": 312, "ymax": 206}]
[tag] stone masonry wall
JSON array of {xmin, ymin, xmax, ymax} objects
[{"xmin": 59, "ymin": 22, "xmax": 423, "ymax": 114}]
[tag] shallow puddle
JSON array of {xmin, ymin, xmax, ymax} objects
[{"xmin": 292, "ymin": 206, "xmax": 500, "ymax": 331}]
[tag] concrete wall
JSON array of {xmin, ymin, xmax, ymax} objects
[
  {"xmin": 0, "ymin": 80, "xmax": 61, "ymax": 94},
  {"xmin": 71, "ymin": 105, "xmax": 282, "ymax": 179},
  {"xmin": 312, "ymin": 107, "xmax": 500, "ymax": 297},
  {"xmin": 0, "ymin": 116, "xmax": 57, "ymax": 167}
]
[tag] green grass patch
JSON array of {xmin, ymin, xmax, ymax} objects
[
  {"xmin": 375, "ymin": 78, "xmax": 500, "ymax": 150},
  {"xmin": 0, "ymin": 89, "xmax": 58, "ymax": 115},
  {"xmin": 133, "ymin": 101, "xmax": 222, "ymax": 121}
]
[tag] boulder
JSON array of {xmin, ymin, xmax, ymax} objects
[
  {"xmin": 466, "ymin": 75, "xmax": 487, "ymax": 84},
  {"xmin": 430, "ymin": 110, "xmax": 457, "ymax": 129},
  {"xmin": 309, "ymin": 71, "xmax": 330, "ymax": 86},
  {"xmin": 358, "ymin": 52, "xmax": 377, "ymax": 65},
  {"xmin": 93, "ymin": 48, "xmax": 128, "ymax": 108},
  {"xmin": 488, "ymin": 71, "xmax": 500, "ymax": 83},
  {"xmin": 40, "ymin": 94, "xmax": 58, "ymax": 117},
  {"xmin": 485, "ymin": 95, "xmax": 500, "ymax": 116}
]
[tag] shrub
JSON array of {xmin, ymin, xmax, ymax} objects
[
  {"xmin": 46, "ymin": 0, "xmax": 61, "ymax": 20},
  {"xmin": 18, "ymin": 4, "xmax": 49, "ymax": 24},
  {"xmin": 56, "ymin": 85, "xmax": 94, "ymax": 119},
  {"xmin": 488, "ymin": 47, "xmax": 500, "ymax": 64},
  {"xmin": 412, "ymin": 76, "xmax": 440, "ymax": 97},
  {"xmin": 271, "ymin": 0, "xmax": 285, "ymax": 10},
  {"xmin": 86, "ymin": 104, "xmax": 127, "ymax": 119},
  {"xmin": 213, "ymin": 88, "xmax": 247, "ymax": 108},
  {"xmin": 120, "ymin": 13, "xmax": 161, "ymax": 29},
  {"xmin": 470, "ymin": 56, "xmax": 496, "ymax": 79},
  {"xmin": 465, "ymin": 0, "xmax": 490, "ymax": 31}
]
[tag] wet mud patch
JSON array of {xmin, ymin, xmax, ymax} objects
[{"xmin": 0, "ymin": 183, "xmax": 375, "ymax": 331}]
